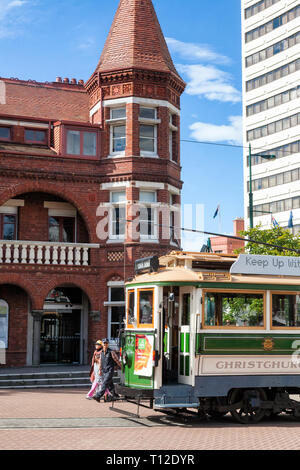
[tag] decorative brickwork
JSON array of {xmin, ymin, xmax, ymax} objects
[{"xmin": 0, "ymin": 0, "xmax": 184, "ymax": 367}]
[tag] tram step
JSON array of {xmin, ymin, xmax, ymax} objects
[
  {"xmin": 154, "ymin": 384, "xmax": 199, "ymax": 409},
  {"xmin": 154, "ymin": 403, "xmax": 199, "ymax": 409}
]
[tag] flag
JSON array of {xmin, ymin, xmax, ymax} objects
[
  {"xmin": 288, "ymin": 211, "xmax": 294, "ymax": 229},
  {"xmin": 213, "ymin": 205, "xmax": 220, "ymax": 219},
  {"xmin": 272, "ymin": 216, "xmax": 279, "ymax": 228}
]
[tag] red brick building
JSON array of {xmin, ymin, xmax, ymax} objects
[
  {"xmin": 210, "ymin": 218, "xmax": 245, "ymax": 254},
  {"xmin": 0, "ymin": 0, "xmax": 185, "ymax": 367}
]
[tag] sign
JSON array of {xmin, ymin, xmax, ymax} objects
[
  {"xmin": 230, "ymin": 254, "xmax": 300, "ymax": 277},
  {"xmin": 135, "ymin": 256, "xmax": 159, "ymax": 275},
  {"xmin": 199, "ymin": 356, "xmax": 300, "ymax": 376},
  {"xmin": 134, "ymin": 334, "xmax": 154, "ymax": 377}
]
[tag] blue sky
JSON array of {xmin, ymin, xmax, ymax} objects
[{"xmin": 0, "ymin": 0, "xmax": 244, "ymax": 249}]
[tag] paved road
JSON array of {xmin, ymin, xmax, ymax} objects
[{"xmin": 0, "ymin": 389, "xmax": 300, "ymax": 450}]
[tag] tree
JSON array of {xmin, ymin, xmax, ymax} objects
[{"xmin": 236, "ymin": 224, "xmax": 300, "ymax": 257}]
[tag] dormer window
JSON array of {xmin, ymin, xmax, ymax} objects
[
  {"xmin": 0, "ymin": 127, "xmax": 11, "ymax": 141},
  {"xmin": 66, "ymin": 129, "xmax": 97, "ymax": 157},
  {"xmin": 25, "ymin": 129, "xmax": 47, "ymax": 144}
]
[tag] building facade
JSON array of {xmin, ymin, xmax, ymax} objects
[
  {"xmin": 242, "ymin": 0, "xmax": 300, "ymax": 233},
  {"xmin": 0, "ymin": 0, "xmax": 185, "ymax": 367},
  {"xmin": 210, "ymin": 218, "xmax": 245, "ymax": 254}
]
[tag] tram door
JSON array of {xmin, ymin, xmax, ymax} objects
[{"xmin": 178, "ymin": 287, "xmax": 192, "ymax": 385}]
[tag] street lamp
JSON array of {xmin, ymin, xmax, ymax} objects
[{"xmin": 248, "ymin": 143, "xmax": 276, "ymax": 229}]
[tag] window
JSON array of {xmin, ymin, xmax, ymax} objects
[
  {"xmin": 0, "ymin": 127, "xmax": 10, "ymax": 141},
  {"xmin": 111, "ymin": 108, "xmax": 126, "ymax": 120},
  {"xmin": 67, "ymin": 130, "xmax": 80, "ymax": 155},
  {"xmin": 25, "ymin": 129, "xmax": 47, "ymax": 144},
  {"xmin": 246, "ymin": 59, "xmax": 300, "ymax": 92},
  {"xmin": 204, "ymin": 292, "xmax": 264, "ymax": 328},
  {"xmin": 111, "ymin": 125, "xmax": 126, "ymax": 154},
  {"xmin": 272, "ymin": 294, "xmax": 300, "ymax": 328},
  {"xmin": 139, "ymin": 107, "xmax": 157, "ymax": 156},
  {"xmin": 0, "ymin": 300, "xmax": 9, "ymax": 349},
  {"xmin": 182, "ymin": 293, "xmax": 191, "ymax": 326},
  {"xmin": 138, "ymin": 289, "xmax": 154, "ymax": 328},
  {"xmin": 108, "ymin": 286, "xmax": 125, "ymax": 341},
  {"xmin": 49, "ymin": 217, "xmax": 75, "ymax": 243},
  {"xmin": 127, "ymin": 290, "xmax": 135, "ymax": 328},
  {"xmin": 245, "ymin": 5, "xmax": 300, "ymax": 43},
  {"xmin": 139, "ymin": 191, "xmax": 157, "ymax": 240},
  {"xmin": 140, "ymin": 107, "xmax": 156, "ymax": 120},
  {"xmin": 0, "ymin": 214, "xmax": 16, "ymax": 240},
  {"xmin": 83, "ymin": 132, "xmax": 97, "ymax": 156},
  {"xmin": 66, "ymin": 130, "xmax": 97, "ymax": 157},
  {"xmin": 140, "ymin": 125, "xmax": 156, "ymax": 154},
  {"xmin": 110, "ymin": 191, "xmax": 126, "ymax": 239}
]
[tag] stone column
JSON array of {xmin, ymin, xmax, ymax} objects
[{"xmin": 31, "ymin": 310, "xmax": 44, "ymax": 366}]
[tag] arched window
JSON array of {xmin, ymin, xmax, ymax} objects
[{"xmin": 0, "ymin": 300, "xmax": 9, "ymax": 348}]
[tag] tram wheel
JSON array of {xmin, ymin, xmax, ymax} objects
[{"xmin": 229, "ymin": 388, "xmax": 267, "ymax": 425}]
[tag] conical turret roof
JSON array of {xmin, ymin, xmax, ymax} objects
[{"xmin": 96, "ymin": 0, "xmax": 181, "ymax": 78}]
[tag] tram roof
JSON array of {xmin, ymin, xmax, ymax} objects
[{"xmin": 126, "ymin": 252, "xmax": 300, "ymax": 287}]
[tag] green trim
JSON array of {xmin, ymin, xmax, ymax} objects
[
  {"xmin": 127, "ymin": 281, "xmax": 300, "ymax": 291},
  {"xmin": 196, "ymin": 333, "xmax": 300, "ymax": 356}
]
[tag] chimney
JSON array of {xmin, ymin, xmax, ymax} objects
[{"xmin": 234, "ymin": 218, "xmax": 244, "ymax": 236}]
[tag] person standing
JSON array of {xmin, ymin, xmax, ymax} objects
[
  {"xmin": 86, "ymin": 340, "xmax": 103, "ymax": 399},
  {"xmin": 93, "ymin": 338, "xmax": 121, "ymax": 402}
]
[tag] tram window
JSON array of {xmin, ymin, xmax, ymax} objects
[
  {"xmin": 182, "ymin": 293, "xmax": 190, "ymax": 326},
  {"xmin": 272, "ymin": 294, "xmax": 300, "ymax": 327},
  {"xmin": 127, "ymin": 290, "xmax": 135, "ymax": 328},
  {"xmin": 204, "ymin": 292, "xmax": 264, "ymax": 327},
  {"xmin": 138, "ymin": 289, "xmax": 154, "ymax": 327}
]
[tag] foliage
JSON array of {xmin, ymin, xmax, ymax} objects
[
  {"xmin": 235, "ymin": 224, "xmax": 300, "ymax": 257},
  {"xmin": 223, "ymin": 296, "xmax": 264, "ymax": 326}
]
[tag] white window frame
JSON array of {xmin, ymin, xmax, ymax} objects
[
  {"xmin": 109, "ymin": 191, "xmax": 126, "ymax": 241},
  {"xmin": 108, "ymin": 107, "xmax": 127, "ymax": 157},
  {"xmin": 106, "ymin": 284, "xmax": 125, "ymax": 346},
  {"xmin": 139, "ymin": 107, "xmax": 159, "ymax": 157},
  {"xmin": 139, "ymin": 191, "xmax": 158, "ymax": 241}
]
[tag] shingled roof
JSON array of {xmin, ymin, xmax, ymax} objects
[{"xmin": 95, "ymin": 0, "xmax": 181, "ymax": 78}]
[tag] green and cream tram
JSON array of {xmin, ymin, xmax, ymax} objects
[{"xmin": 117, "ymin": 252, "xmax": 300, "ymax": 423}]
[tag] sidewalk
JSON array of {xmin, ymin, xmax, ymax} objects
[{"xmin": 1, "ymin": 388, "xmax": 300, "ymax": 450}]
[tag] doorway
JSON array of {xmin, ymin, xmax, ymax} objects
[
  {"xmin": 162, "ymin": 286, "xmax": 179, "ymax": 384},
  {"xmin": 40, "ymin": 310, "xmax": 81, "ymax": 364},
  {"xmin": 40, "ymin": 287, "xmax": 83, "ymax": 364}
]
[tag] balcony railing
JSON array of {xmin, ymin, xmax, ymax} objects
[{"xmin": 0, "ymin": 241, "xmax": 99, "ymax": 266}]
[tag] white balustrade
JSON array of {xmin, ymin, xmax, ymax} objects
[{"xmin": 0, "ymin": 241, "xmax": 99, "ymax": 266}]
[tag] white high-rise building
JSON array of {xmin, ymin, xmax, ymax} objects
[{"xmin": 242, "ymin": 0, "xmax": 300, "ymax": 234}]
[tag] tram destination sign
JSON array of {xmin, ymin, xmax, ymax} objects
[
  {"xmin": 135, "ymin": 256, "xmax": 159, "ymax": 275},
  {"xmin": 230, "ymin": 254, "xmax": 300, "ymax": 277}
]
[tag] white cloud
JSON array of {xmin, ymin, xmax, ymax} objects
[
  {"xmin": 166, "ymin": 37, "xmax": 230, "ymax": 65},
  {"xmin": 190, "ymin": 115, "xmax": 243, "ymax": 146},
  {"xmin": 178, "ymin": 64, "xmax": 241, "ymax": 104},
  {"xmin": 0, "ymin": 0, "xmax": 28, "ymax": 38}
]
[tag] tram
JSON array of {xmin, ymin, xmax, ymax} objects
[{"xmin": 116, "ymin": 251, "xmax": 300, "ymax": 423}]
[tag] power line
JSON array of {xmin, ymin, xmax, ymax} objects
[
  {"xmin": 126, "ymin": 219, "xmax": 300, "ymax": 255},
  {"xmin": 180, "ymin": 138, "xmax": 299, "ymax": 157}
]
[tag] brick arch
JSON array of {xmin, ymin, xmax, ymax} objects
[
  {"xmin": 0, "ymin": 274, "xmax": 38, "ymax": 310},
  {"xmin": 0, "ymin": 181, "xmax": 97, "ymax": 243},
  {"xmin": 105, "ymin": 272, "xmax": 124, "ymax": 283},
  {"xmin": 37, "ymin": 277, "xmax": 99, "ymax": 312}
]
